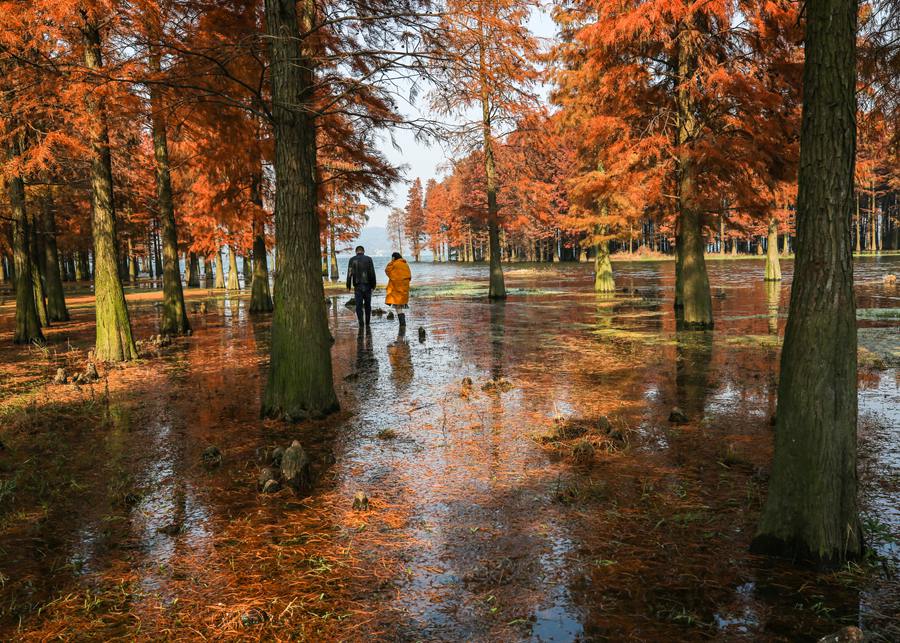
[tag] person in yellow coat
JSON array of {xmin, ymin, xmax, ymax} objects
[{"xmin": 385, "ymin": 252, "xmax": 411, "ymax": 328}]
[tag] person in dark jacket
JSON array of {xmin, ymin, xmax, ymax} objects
[{"xmin": 347, "ymin": 245, "xmax": 377, "ymax": 327}]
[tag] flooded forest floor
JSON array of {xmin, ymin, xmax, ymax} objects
[{"xmin": 1, "ymin": 258, "xmax": 898, "ymax": 642}]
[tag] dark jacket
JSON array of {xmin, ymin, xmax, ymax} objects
[{"xmin": 347, "ymin": 253, "xmax": 377, "ymax": 289}]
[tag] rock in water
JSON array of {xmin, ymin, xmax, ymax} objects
[
  {"xmin": 372, "ymin": 308, "xmax": 386, "ymax": 316},
  {"xmin": 281, "ymin": 440, "xmax": 311, "ymax": 493},
  {"xmin": 53, "ymin": 368, "xmax": 68, "ymax": 384},
  {"xmin": 344, "ymin": 298, "xmax": 356, "ymax": 309},
  {"xmin": 668, "ymin": 407, "xmax": 689, "ymax": 424},
  {"xmin": 387, "ymin": 311, "xmax": 395, "ymax": 320},
  {"xmin": 352, "ymin": 490, "xmax": 369, "ymax": 511},
  {"xmin": 817, "ymin": 626, "xmax": 864, "ymax": 643},
  {"xmin": 202, "ymin": 446, "xmax": 222, "ymax": 468},
  {"xmin": 418, "ymin": 327, "xmax": 426, "ymax": 343}
]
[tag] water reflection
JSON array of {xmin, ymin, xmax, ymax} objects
[
  {"xmin": 387, "ymin": 332, "xmax": 413, "ymax": 391},
  {"xmin": 674, "ymin": 330, "xmax": 714, "ymax": 420}
]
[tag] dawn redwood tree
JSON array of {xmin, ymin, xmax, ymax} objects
[
  {"xmin": 388, "ymin": 206, "xmax": 405, "ymax": 253},
  {"xmin": 81, "ymin": 14, "xmax": 138, "ymax": 361},
  {"xmin": 752, "ymin": 0, "xmax": 863, "ymax": 563},
  {"xmin": 552, "ymin": 0, "xmax": 802, "ymax": 324},
  {"xmin": 405, "ymin": 178, "xmax": 425, "ymax": 261},
  {"xmin": 429, "ymin": 0, "xmax": 540, "ymax": 298},
  {"xmin": 261, "ymin": 0, "xmax": 338, "ymax": 419}
]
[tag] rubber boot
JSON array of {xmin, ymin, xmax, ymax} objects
[{"xmin": 398, "ymin": 313, "xmax": 406, "ymax": 328}]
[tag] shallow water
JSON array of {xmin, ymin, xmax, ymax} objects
[{"xmin": 0, "ymin": 255, "xmax": 897, "ymax": 641}]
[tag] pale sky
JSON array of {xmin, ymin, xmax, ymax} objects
[{"xmin": 365, "ymin": 6, "xmax": 558, "ymax": 228}]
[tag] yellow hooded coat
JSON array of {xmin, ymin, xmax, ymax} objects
[{"xmin": 385, "ymin": 258, "xmax": 411, "ymax": 305}]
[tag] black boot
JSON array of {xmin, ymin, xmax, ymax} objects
[{"xmin": 398, "ymin": 313, "xmax": 406, "ymax": 328}]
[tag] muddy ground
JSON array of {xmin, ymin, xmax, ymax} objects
[{"xmin": 0, "ymin": 257, "xmax": 898, "ymax": 641}]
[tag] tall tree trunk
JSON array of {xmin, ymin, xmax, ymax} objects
[
  {"xmin": 249, "ymin": 184, "xmax": 274, "ymax": 312},
  {"xmin": 854, "ymin": 191, "xmax": 861, "ymax": 253},
  {"xmin": 149, "ymin": 47, "xmax": 190, "ymax": 335},
  {"xmin": 764, "ymin": 218, "xmax": 782, "ymax": 281},
  {"xmin": 5, "ymin": 157, "xmax": 43, "ymax": 344},
  {"xmin": 675, "ymin": 27, "xmax": 713, "ymax": 329},
  {"xmin": 243, "ymin": 255, "xmax": 252, "ymax": 286},
  {"xmin": 29, "ymin": 210, "xmax": 49, "ymax": 328},
  {"xmin": 262, "ymin": 0, "xmax": 338, "ymax": 418},
  {"xmin": 752, "ymin": 0, "xmax": 862, "ymax": 564},
  {"xmin": 227, "ymin": 247, "xmax": 241, "ymax": 290},
  {"xmin": 82, "ymin": 22, "xmax": 137, "ymax": 361},
  {"xmin": 187, "ymin": 251, "xmax": 200, "ymax": 287},
  {"xmin": 40, "ymin": 192, "xmax": 69, "ymax": 321},
  {"xmin": 213, "ymin": 250, "xmax": 226, "ymax": 289}
]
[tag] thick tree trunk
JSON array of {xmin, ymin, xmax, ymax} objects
[
  {"xmin": 261, "ymin": 0, "xmax": 338, "ymax": 419},
  {"xmin": 675, "ymin": 28, "xmax": 713, "ymax": 329},
  {"xmin": 593, "ymin": 227, "xmax": 615, "ymax": 293},
  {"xmin": 249, "ymin": 220, "xmax": 274, "ymax": 313},
  {"xmin": 6, "ymin": 163, "xmax": 43, "ymax": 344},
  {"xmin": 187, "ymin": 251, "xmax": 200, "ymax": 287},
  {"xmin": 213, "ymin": 250, "xmax": 226, "ymax": 289},
  {"xmin": 40, "ymin": 192, "xmax": 69, "ymax": 321},
  {"xmin": 149, "ymin": 48, "xmax": 190, "ymax": 335},
  {"xmin": 764, "ymin": 218, "xmax": 782, "ymax": 281},
  {"xmin": 29, "ymin": 210, "xmax": 49, "ymax": 328},
  {"xmin": 227, "ymin": 248, "xmax": 241, "ymax": 290},
  {"xmin": 82, "ymin": 22, "xmax": 138, "ymax": 361},
  {"xmin": 752, "ymin": 0, "xmax": 862, "ymax": 564}
]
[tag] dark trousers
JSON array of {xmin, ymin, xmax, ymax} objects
[{"xmin": 354, "ymin": 285, "xmax": 372, "ymax": 325}]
